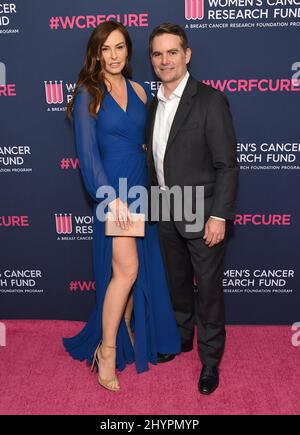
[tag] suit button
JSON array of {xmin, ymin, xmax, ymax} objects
[{"xmin": 142, "ymin": 143, "xmax": 147, "ymax": 151}]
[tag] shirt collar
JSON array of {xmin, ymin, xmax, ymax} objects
[{"xmin": 157, "ymin": 71, "xmax": 190, "ymax": 102}]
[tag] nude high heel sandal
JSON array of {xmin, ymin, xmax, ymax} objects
[{"xmin": 91, "ymin": 342, "xmax": 120, "ymax": 392}]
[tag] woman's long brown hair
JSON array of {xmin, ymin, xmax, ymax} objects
[{"xmin": 66, "ymin": 21, "xmax": 132, "ymax": 119}]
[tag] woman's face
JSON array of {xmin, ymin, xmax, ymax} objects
[{"xmin": 100, "ymin": 29, "xmax": 128, "ymax": 76}]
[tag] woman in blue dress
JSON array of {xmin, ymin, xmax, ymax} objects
[{"xmin": 63, "ymin": 21, "xmax": 180, "ymax": 392}]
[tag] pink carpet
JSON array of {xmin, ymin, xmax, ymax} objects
[{"xmin": 0, "ymin": 320, "xmax": 299, "ymax": 415}]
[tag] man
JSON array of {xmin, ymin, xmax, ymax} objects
[{"xmin": 147, "ymin": 23, "xmax": 239, "ymax": 395}]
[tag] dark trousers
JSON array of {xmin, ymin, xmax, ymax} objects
[{"xmin": 158, "ymin": 218, "xmax": 226, "ymax": 367}]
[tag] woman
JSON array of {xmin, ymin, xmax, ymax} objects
[{"xmin": 63, "ymin": 21, "xmax": 180, "ymax": 392}]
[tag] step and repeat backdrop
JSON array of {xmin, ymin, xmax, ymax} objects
[{"xmin": 0, "ymin": 0, "xmax": 299, "ymax": 323}]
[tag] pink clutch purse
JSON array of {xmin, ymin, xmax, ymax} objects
[{"xmin": 105, "ymin": 212, "xmax": 145, "ymax": 237}]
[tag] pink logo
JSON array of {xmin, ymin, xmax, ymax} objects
[
  {"xmin": 69, "ymin": 281, "xmax": 96, "ymax": 292},
  {"xmin": 0, "ymin": 84, "xmax": 16, "ymax": 97},
  {"xmin": 0, "ymin": 216, "xmax": 29, "ymax": 227},
  {"xmin": 55, "ymin": 213, "xmax": 72, "ymax": 234},
  {"xmin": 185, "ymin": 0, "xmax": 204, "ymax": 20},
  {"xmin": 202, "ymin": 79, "xmax": 300, "ymax": 93},
  {"xmin": 234, "ymin": 214, "xmax": 291, "ymax": 226},
  {"xmin": 60, "ymin": 157, "xmax": 79, "ymax": 170},
  {"xmin": 44, "ymin": 80, "xmax": 63, "ymax": 104}
]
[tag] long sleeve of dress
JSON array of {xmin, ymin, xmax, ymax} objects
[{"xmin": 73, "ymin": 86, "xmax": 111, "ymax": 203}]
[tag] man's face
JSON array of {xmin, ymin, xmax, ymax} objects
[{"xmin": 150, "ymin": 33, "xmax": 191, "ymax": 85}]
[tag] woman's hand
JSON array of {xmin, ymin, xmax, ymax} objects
[{"xmin": 108, "ymin": 198, "xmax": 133, "ymax": 230}]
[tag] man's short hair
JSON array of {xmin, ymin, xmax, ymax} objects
[{"xmin": 149, "ymin": 23, "xmax": 189, "ymax": 53}]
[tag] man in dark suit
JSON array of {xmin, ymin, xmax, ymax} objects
[{"xmin": 147, "ymin": 23, "xmax": 239, "ymax": 395}]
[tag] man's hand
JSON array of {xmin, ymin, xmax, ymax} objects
[{"xmin": 203, "ymin": 217, "xmax": 226, "ymax": 247}]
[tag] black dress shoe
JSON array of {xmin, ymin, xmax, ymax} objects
[
  {"xmin": 198, "ymin": 365, "xmax": 219, "ymax": 395},
  {"xmin": 157, "ymin": 353, "xmax": 176, "ymax": 363}
]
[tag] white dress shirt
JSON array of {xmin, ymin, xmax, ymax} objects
[
  {"xmin": 153, "ymin": 71, "xmax": 190, "ymax": 188},
  {"xmin": 152, "ymin": 71, "xmax": 224, "ymax": 222}
]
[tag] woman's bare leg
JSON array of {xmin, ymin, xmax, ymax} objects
[
  {"xmin": 99, "ymin": 236, "xmax": 138, "ymax": 385},
  {"xmin": 124, "ymin": 291, "xmax": 134, "ymax": 346}
]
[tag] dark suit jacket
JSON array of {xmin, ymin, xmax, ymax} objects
[{"xmin": 146, "ymin": 75, "xmax": 239, "ymax": 239}]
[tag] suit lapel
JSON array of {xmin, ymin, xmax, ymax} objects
[{"xmin": 165, "ymin": 76, "xmax": 198, "ymax": 156}]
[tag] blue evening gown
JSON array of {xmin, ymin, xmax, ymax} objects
[{"xmin": 63, "ymin": 78, "xmax": 180, "ymax": 373}]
